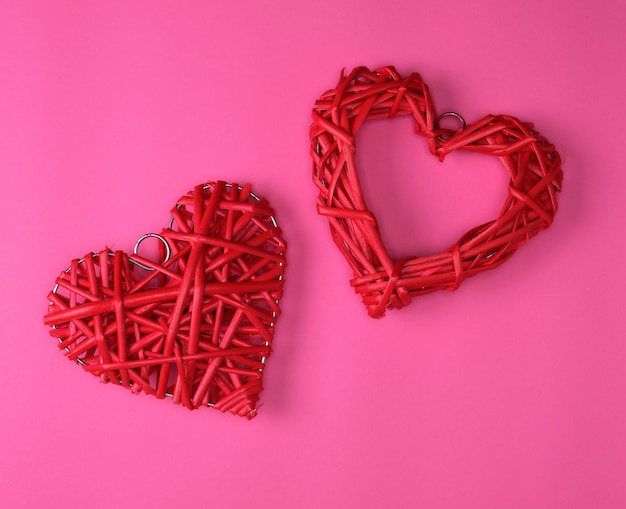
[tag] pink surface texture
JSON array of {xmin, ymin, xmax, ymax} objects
[{"xmin": 1, "ymin": 1, "xmax": 625, "ymax": 508}]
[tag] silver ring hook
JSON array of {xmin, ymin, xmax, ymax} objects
[
  {"xmin": 435, "ymin": 111, "xmax": 466, "ymax": 142},
  {"xmin": 132, "ymin": 233, "xmax": 172, "ymax": 271}
]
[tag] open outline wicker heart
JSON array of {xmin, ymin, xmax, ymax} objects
[
  {"xmin": 310, "ymin": 66, "xmax": 563, "ymax": 318},
  {"xmin": 44, "ymin": 181, "xmax": 287, "ymax": 419}
]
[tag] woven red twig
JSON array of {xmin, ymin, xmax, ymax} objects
[
  {"xmin": 310, "ymin": 66, "xmax": 563, "ymax": 318},
  {"xmin": 44, "ymin": 182, "xmax": 287, "ymax": 419}
]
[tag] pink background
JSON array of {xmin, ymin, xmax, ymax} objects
[{"xmin": 1, "ymin": 1, "xmax": 625, "ymax": 507}]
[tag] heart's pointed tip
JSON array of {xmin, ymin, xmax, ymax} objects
[
  {"xmin": 367, "ymin": 306, "xmax": 386, "ymax": 319},
  {"xmin": 240, "ymin": 400, "xmax": 263, "ymax": 420}
]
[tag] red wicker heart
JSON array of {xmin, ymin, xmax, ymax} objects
[
  {"xmin": 44, "ymin": 181, "xmax": 287, "ymax": 419},
  {"xmin": 310, "ymin": 66, "xmax": 563, "ymax": 318}
]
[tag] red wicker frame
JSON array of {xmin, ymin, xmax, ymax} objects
[
  {"xmin": 310, "ymin": 66, "xmax": 563, "ymax": 318},
  {"xmin": 44, "ymin": 182, "xmax": 287, "ymax": 419}
]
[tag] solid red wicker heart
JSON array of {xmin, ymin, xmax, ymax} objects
[
  {"xmin": 44, "ymin": 182, "xmax": 287, "ymax": 418},
  {"xmin": 310, "ymin": 66, "xmax": 563, "ymax": 318}
]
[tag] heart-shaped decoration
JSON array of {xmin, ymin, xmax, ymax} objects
[
  {"xmin": 310, "ymin": 66, "xmax": 563, "ymax": 318},
  {"xmin": 44, "ymin": 181, "xmax": 287, "ymax": 418}
]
